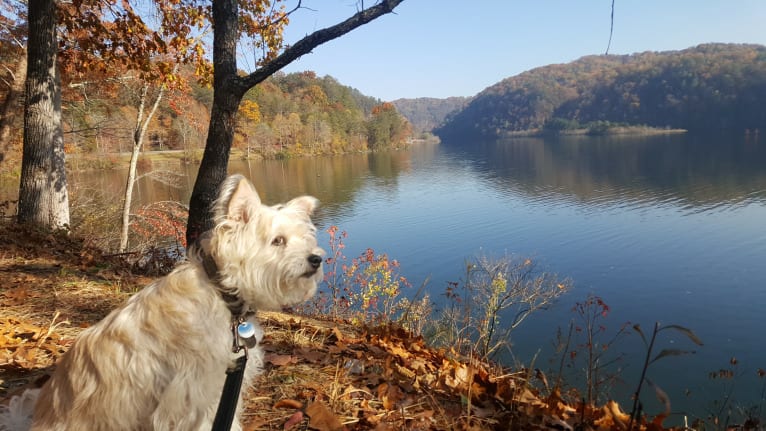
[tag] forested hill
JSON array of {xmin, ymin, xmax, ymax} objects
[
  {"xmin": 234, "ymin": 71, "xmax": 411, "ymax": 155},
  {"xmin": 392, "ymin": 97, "xmax": 469, "ymax": 134},
  {"xmin": 0, "ymin": 66, "xmax": 411, "ymax": 169},
  {"xmin": 435, "ymin": 43, "xmax": 766, "ymax": 140}
]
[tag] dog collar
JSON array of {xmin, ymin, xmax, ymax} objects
[
  {"xmin": 201, "ymin": 250, "xmax": 221, "ymax": 283},
  {"xmin": 200, "ymin": 250, "xmax": 250, "ymax": 320}
]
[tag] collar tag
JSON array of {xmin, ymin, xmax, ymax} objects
[{"xmin": 236, "ymin": 321, "xmax": 259, "ymax": 349}]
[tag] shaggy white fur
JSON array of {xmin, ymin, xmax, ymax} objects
[{"xmin": 0, "ymin": 175, "xmax": 324, "ymax": 431}]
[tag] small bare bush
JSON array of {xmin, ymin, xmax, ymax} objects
[
  {"xmin": 432, "ymin": 254, "xmax": 571, "ymax": 361},
  {"xmin": 69, "ymin": 185, "xmax": 123, "ymax": 250}
]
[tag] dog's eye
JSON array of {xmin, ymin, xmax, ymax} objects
[{"xmin": 271, "ymin": 235, "xmax": 286, "ymax": 246}]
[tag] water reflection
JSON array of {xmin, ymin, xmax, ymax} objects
[
  {"xmin": 443, "ymin": 132, "xmax": 766, "ymax": 213},
  {"xmin": 0, "ymin": 151, "xmax": 412, "ymax": 228},
  {"xmin": 229, "ymin": 151, "xmax": 411, "ymax": 226},
  {"xmin": 436, "ymin": 133, "xmax": 766, "ymax": 421}
]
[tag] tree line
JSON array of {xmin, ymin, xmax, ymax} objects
[
  {"xmin": 0, "ymin": 66, "xmax": 411, "ymax": 161},
  {"xmin": 436, "ymin": 43, "xmax": 766, "ymax": 140},
  {"xmin": 0, "ymin": 0, "xmax": 406, "ymax": 246}
]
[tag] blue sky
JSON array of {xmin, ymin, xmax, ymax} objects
[{"xmin": 265, "ymin": 0, "xmax": 766, "ymax": 101}]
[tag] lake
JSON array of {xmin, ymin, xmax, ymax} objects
[{"xmin": 3, "ymin": 132, "xmax": 765, "ymax": 423}]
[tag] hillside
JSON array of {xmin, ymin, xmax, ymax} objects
[
  {"xmin": 236, "ymin": 72, "xmax": 411, "ymax": 155},
  {"xmin": 392, "ymin": 97, "xmax": 469, "ymax": 134},
  {"xmin": 435, "ymin": 43, "xmax": 766, "ymax": 140}
]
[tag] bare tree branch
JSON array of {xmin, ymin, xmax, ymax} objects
[{"xmin": 236, "ymin": 0, "xmax": 403, "ymax": 94}]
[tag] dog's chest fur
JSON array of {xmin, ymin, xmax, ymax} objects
[{"xmin": 30, "ymin": 263, "xmax": 263, "ymax": 431}]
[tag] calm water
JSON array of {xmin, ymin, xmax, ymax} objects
[{"xmin": 3, "ymin": 133, "xmax": 765, "ymax": 421}]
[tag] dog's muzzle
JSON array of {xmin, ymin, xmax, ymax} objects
[{"xmin": 302, "ymin": 254, "xmax": 322, "ymax": 277}]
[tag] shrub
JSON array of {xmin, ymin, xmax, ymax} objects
[
  {"xmin": 431, "ymin": 254, "xmax": 571, "ymax": 361},
  {"xmin": 302, "ymin": 226, "xmax": 415, "ymax": 328},
  {"xmin": 552, "ymin": 294, "xmax": 630, "ymax": 405}
]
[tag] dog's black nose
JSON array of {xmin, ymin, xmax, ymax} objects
[{"xmin": 308, "ymin": 254, "xmax": 322, "ymax": 269}]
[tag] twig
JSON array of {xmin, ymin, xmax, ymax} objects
[
  {"xmin": 629, "ymin": 322, "xmax": 660, "ymax": 430},
  {"xmin": 605, "ymin": 0, "xmax": 615, "ymax": 55}
]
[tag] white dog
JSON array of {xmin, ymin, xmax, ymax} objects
[{"xmin": 0, "ymin": 174, "xmax": 324, "ymax": 430}]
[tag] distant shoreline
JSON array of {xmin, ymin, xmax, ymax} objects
[{"xmin": 503, "ymin": 125, "xmax": 688, "ymax": 138}]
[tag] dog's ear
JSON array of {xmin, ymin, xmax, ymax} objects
[
  {"xmin": 285, "ymin": 195, "xmax": 318, "ymax": 216},
  {"xmin": 228, "ymin": 179, "xmax": 261, "ymax": 223},
  {"xmin": 218, "ymin": 175, "xmax": 261, "ymax": 223}
]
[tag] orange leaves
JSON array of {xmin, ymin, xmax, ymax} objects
[
  {"xmin": 131, "ymin": 201, "xmax": 188, "ymax": 249},
  {"xmin": 0, "ymin": 316, "xmax": 69, "ymax": 370},
  {"xmin": 593, "ymin": 400, "xmax": 631, "ymax": 429},
  {"xmin": 239, "ymin": 100, "xmax": 262, "ymax": 124},
  {"xmin": 376, "ymin": 382, "xmax": 404, "ymax": 410},
  {"xmin": 57, "ymin": 0, "xmax": 211, "ymax": 85},
  {"xmin": 440, "ymin": 360, "xmax": 472, "ymax": 392},
  {"xmin": 3, "ymin": 283, "xmax": 43, "ymax": 306},
  {"xmin": 304, "ymin": 84, "xmax": 329, "ymax": 106},
  {"xmin": 274, "ymin": 398, "xmax": 303, "ymax": 410},
  {"xmin": 273, "ymin": 397, "xmax": 344, "ymax": 431},
  {"xmin": 238, "ymin": 0, "xmax": 290, "ymax": 65},
  {"xmin": 265, "ymin": 353, "xmax": 298, "ymax": 367},
  {"xmin": 370, "ymin": 102, "xmax": 397, "ymax": 116},
  {"xmin": 366, "ymin": 326, "xmax": 500, "ymax": 410},
  {"xmin": 0, "ymin": 318, "xmax": 38, "ymax": 349},
  {"xmin": 305, "ymin": 401, "xmax": 344, "ymax": 431}
]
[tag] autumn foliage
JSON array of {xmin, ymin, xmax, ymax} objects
[
  {"xmin": 130, "ymin": 201, "xmax": 188, "ymax": 249},
  {"xmin": 437, "ymin": 43, "xmax": 766, "ymax": 139},
  {"xmin": 304, "ymin": 226, "xmax": 412, "ymax": 326},
  {"xmin": 54, "ymin": 0, "xmax": 293, "ymax": 84}
]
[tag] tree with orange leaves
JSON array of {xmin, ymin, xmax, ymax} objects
[
  {"xmin": 368, "ymin": 102, "xmax": 411, "ymax": 150},
  {"xmin": 185, "ymin": 0, "xmax": 406, "ymax": 245},
  {"xmin": 13, "ymin": 0, "xmax": 406, "ymax": 240},
  {"xmin": 16, "ymin": 0, "xmax": 213, "ymax": 231}
]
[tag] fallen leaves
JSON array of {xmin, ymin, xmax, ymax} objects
[
  {"xmin": 274, "ymin": 399, "xmax": 303, "ymax": 410},
  {"xmin": 0, "ymin": 223, "xmax": 146, "ymax": 396},
  {"xmin": 306, "ymin": 401, "xmax": 344, "ymax": 431},
  {"xmin": 3, "ymin": 284, "xmax": 44, "ymax": 305},
  {"xmin": 266, "ymin": 353, "xmax": 299, "ymax": 367},
  {"xmin": 0, "ymin": 316, "xmax": 71, "ymax": 371},
  {"xmin": 246, "ymin": 314, "xmax": 680, "ymax": 430},
  {"xmin": 376, "ymin": 382, "xmax": 404, "ymax": 410}
]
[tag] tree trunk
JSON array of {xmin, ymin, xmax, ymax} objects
[
  {"xmin": 119, "ymin": 81, "xmax": 165, "ymax": 252},
  {"xmin": 17, "ymin": 0, "xmax": 70, "ymax": 229},
  {"xmin": 185, "ymin": 0, "xmax": 405, "ymax": 245},
  {"xmin": 185, "ymin": 0, "xmax": 243, "ymax": 246},
  {"xmin": 0, "ymin": 52, "xmax": 27, "ymax": 164}
]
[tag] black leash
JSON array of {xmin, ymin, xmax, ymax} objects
[
  {"xmin": 210, "ymin": 319, "xmax": 258, "ymax": 431},
  {"xmin": 211, "ymin": 353, "xmax": 248, "ymax": 431},
  {"xmin": 200, "ymin": 248, "xmax": 258, "ymax": 431}
]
